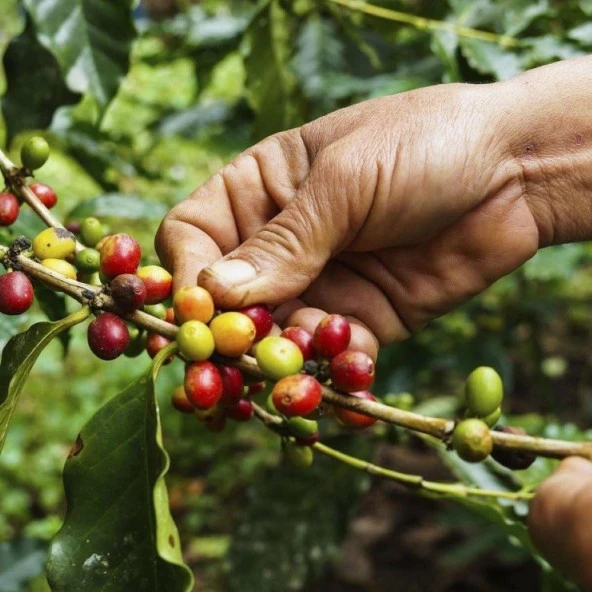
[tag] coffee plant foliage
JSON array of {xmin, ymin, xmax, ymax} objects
[{"xmin": 1, "ymin": 1, "xmax": 592, "ymax": 590}]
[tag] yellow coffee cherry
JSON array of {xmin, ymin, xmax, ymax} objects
[
  {"xmin": 33, "ymin": 227, "xmax": 76, "ymax": 260},
  {"xmin": 177, "ymin": 321, "xmax": 215, "ymax": 362},
  {"xmin": 41, "ymin": 258, "xmax": 77, "ymax": 280},
  {"xmin": 209, "ymin": 312, "xmax": 256, "ymax": 357}
]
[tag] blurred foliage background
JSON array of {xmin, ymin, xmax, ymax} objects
[{"xmin": 1, "ymin": 0, "xmax": 592, "ymax": 590}]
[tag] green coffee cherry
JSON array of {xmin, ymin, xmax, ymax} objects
[
  {"xmin": 124, "ymin": 325, "xmax": 147, "ymax": 358},
  {"xmin": 75, "ymin": 248, "xmax": 100, "ymax": 272},
  {"xmin": 266, "ymin": 394, "xmax": 279, "ymax": 415},
  {"xmin": 452, "ymin": 419, "xmax": 493, "ymax": 463},
  {"xmin": 464, "ymin": 366, "xmax": 503, "ymax": 417},
  {"xmin": 80, "ymin": 217, "xmax": 105, "ymax": 248},
  {"xmin": 21, "ymin": 136, "xmax": 49, "ymax": 170},
  {"xmin": 483, "ymin": 406, "xmax": 501, "ymax": 428},
  {"xmin": 144, "ymin": 303, "xmax": 167, "ymax": 320},
  {"xmin": 287, "ymin": 416, "xmax": 318, "ymax": 438},
  {"xmin": 384, "ymin": 392, "xmax": 415, "ymax": 410},
  {"xmin": 284, "ymin": 440, "xmax": 313, "ymax": 469}
]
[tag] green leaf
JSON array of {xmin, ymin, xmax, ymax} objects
[
  {"xmin": 580, "ymin": 0, "xmax": 592, "ymax": 15},
  {"xmin": 243, "ymin": 0, "xmax": 303, "ymax": 139},
  {"xmin": 523, "ymin": 244, "xmax": 585, "ymax": 282},
  {"xmin": 0, "ymin": 538, "xmax": 47, "ymax": 592},
  {"xmin": 0, "ymin": 306, "xmax": 90, "ymax": 455},
  {"xmin": 67, "ymin": 194, "xmax": 168, "ymax": 221},
  {"xmin": 430, "ymin": 31, "xmax": 461, "ymax": 82},
  {"xmin": 459, "ymin": 39, "xmax": 522, "ymax": 80},
  {"xmin": 568, "ymin": 22, "xmax": 592, "ymax": 46},
  {"xmin": 226, "ymin": 437, "xmax": 370, "ymax": 592},
  {"xmin": 46, "ymin": 345, "xmax": 193, "ymax": 592},
  {"xmin": 34, "ymin": 286, "xmax": 71, "ymax": 354},
  {"xmin": 22, "ymin": 0, "xmax": 136, "ymax": 110},
  {"xmin": 1, "ymin": 15, "xmax": 79, "ymax": 142}
]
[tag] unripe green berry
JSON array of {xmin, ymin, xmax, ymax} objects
[
  {"xmin": 464, "ymin": 366, "xmax": 503, "ymax": 417},
  {"xmin": 287, "ymin": 416, "xmax": 318, "ymax": 438},
  {"xmin": 144, "ymin": 303, "xmax": 167, "ymax": 320},
  {"xmin": 452, "ymin": 419, "xmax": 493, "ymax": 463},
  {"xmin": 80, "ymin": 217, "xmax": 106, "ymax": 248},
  {"xmin": 266, "ymin": 394, "xmax": 279, "ymax": 415},
  {"xmin": 177, "ymin": 321, "xmax": 215, "ymax": 362},
  {"xmin": 256, "ymin": 336, "xmax": 304, "ymax": 380},
  {"xmin": 483, "ymin": 406, "xmax": 501, "ymax": 428},
  {"xmin": 75, "ymin": 248, "xmax": 101, "ymax": 272},
  {"xmin": 21, "ymin": 136, "xmax": 49, "ymax": 170},
  {"xmin": 284, "ymin": 439, "xmax": 313, "ymax": 469}
]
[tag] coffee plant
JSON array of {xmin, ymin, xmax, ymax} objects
[{"xmin": 1, "ymin": 1, "xmax": 592, "ymax": 591}]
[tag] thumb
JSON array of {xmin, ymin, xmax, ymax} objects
[{"xmin": 199, "ymin": 172, "xmax": 350, "ymax": 309}]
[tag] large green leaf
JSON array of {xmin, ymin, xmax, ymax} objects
[
  {"xmin": 67, "ymin": 194, "xmax": 168, "ymax": 221},
  {"xmin": 22, "ymin": 0, "xmax": 136, "ymax": 110},
  {"xmin": 46, "ymin": 346, "xmax": 193, "ymax": 592},
  {"xmin": 0, "ymin": 306, "xmax": 91, "ymax": 454},
  {"xmin": 1, "ymin": 15, "xmax": 79, "ymax": 142},
  {"xmin": 243, "ymin": 0, "xmax": 303, "ymax": 139}
]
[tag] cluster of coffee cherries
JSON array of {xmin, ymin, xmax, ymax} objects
[{"xmin": 451, "ymin": 366, "xmax": 535, "ymax": 469}]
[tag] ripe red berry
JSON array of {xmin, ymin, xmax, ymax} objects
[
  {"xmin": 330, "ymin": 350, "xmax": 375, "ymax": 392},
  {"xmin": 247, "ymin": 381, "xmax": 266, "ymax": 396},
  {"xmin": 87, "ymin": 313, "xmax": 130, "ymax": 360},
  {"xmin": 146, "ymin": 333, "xmax": 174, "ymax": 364},
  {"xmin": 271, "ymin": 375, "xmax": 322, "ymax": 417},
  {"xmin": 334, "ymin": 390, "xmax": 377, "ymax": 429},
  {"xmin": 313, "ymin": 314, "xmax": 351, "ymax": 359},
  {"xmin": 280, "ymin": 326, "xmax": 315, "ymax": 361},
  {"xmin": 99, "ymin": 234, "xmax": 142, "ymax": 280},
  {"xmin": 29, "ymin": 182, "xmax": 57, "ymax": 209},
  {"xmin": 226, "ymin": 399, "xmax": 254, "ymax": 422},
  {"xmin": 65, "ymin": 220, "xmax": 81, "ymax": 235},
  {"xmin": 110, "ymin": 274, "xmax": 147, "ymax": 312},
  {"xmin": 295, "ymin": 433, "xmax": 320, "ymax": 446},
  {"xmin": 0, "ymin": 271, "xmax": 34, "ymax": 315},
  {"xmin": 239, "ymin": 304, "xmax": 273, "ymax": 341},
  {"xmin": 185, "ymin": 361, "xmax": 223, "ymax": 410},
  {"xmin": 165, "ymin": 307, "xmax": 176, "ymax": 324},
  {"xmin": 219, "ymin": 364, "xmax": 245, "ymax": 406},
  {"xmin": 172, "ymin": 385, "xmax": 194, "ymax": 413},
  {"xmin": 0, "ymin": 192, "xmax": 19, "ymax": 226},
  {"xmin": 136, "ymin": 265, "xmax": 172, "ymax": 304}
]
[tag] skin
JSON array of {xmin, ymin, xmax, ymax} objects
[{"xmin": 157, "ymin": 55, "xmax": 592, "ymax": 586}]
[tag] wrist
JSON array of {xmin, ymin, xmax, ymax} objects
[{"xmin": 492, "ymin": 56, "xmax": 592, "ymax": 247}]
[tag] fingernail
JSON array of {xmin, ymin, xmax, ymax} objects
[{"xmin": 207, "ymin": 259, "xmax": 257, "ymax": 286}]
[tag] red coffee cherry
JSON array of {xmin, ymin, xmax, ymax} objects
[
  {"xmin": 313, "ymin": 314, "xmax": 351, "ymax": 359},
  {"xmin": 238, "ymin": 304, "xmax": 273, "ymax": 341},
  {"xmin": 247, "ymin": 381, "xmax": 266, "ymax": 396},
  {"xmin": 164, "ymin": 307, "xmax": 176, "ymax": 324},
  {"xmin": 87, "ymin": 313, "xmax": 130, "ymax": 360},
  {"xmin": 171, "ymin": 385, "xmax": 194, "ymax": 413},
  {"xmin": 65, "ymin": 220, "xmax": 81, "ymax": 235},
  {"xmin": 29, "ymin": 182, "xmax": 57, "ymax": 209},
  {"xmin": 280, "ymin": 326, "xmax": 315, "ymax": 361},
  {"xmin": 226, "ymin": 399, "xmax": 254, "ymax": 422},
  {"xmin": 136, "ymin": 265, "xmax": 172, "ymax": 304},
  {"xmin": 334, "ymin": 390, "xmax": 378, "ymax": 429},
  {"xmin": 99, "ymin": 234, "xmax": 141, "ymax": 280},
  {"xmin": 219, "ymin": 364, "xmax": 245, "ymax": 406},
  {"xmin": 271, "ymin": 375, "xmax": 322, "ymax": 417},
  {"xmin": 110, "ymin": 274, "xmax": 147, "ymax": 312},
  {"xmin": 0, "ymin": 271, "xmax": 34, "ymax": 315},
  {"xmin": 146, "ymin": 333, "xmax": 174, "ymax": 364},
  {"xmin": 184, "ymin": 361, "xmax": 223, "ymax": 410},
  {"xmin": 330, "ymin": 350, "xmax": 375, "ymax": 392},
  {"xmin": 0, "ymin": 192, "xmax": 19, "ymax": 226}
]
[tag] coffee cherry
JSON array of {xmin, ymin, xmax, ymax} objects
[
  {"xmin": 41, "ymin": 258, "xmax": 77, "ymax": 280},
  {"xmin": 75, "ymin": 248, "xmax": 100, "ymax": 273},
  {"xmin": 171, "ymin": 385, "xmax": 194, "ymax": 413},
  {"xmin": 483, "ymin": 407, "xmax": 501, "ymax": 428},
  {"xmin": 247, "ymin": 381, "xmax": 266, "ymax": 396},
  {"xmin": 0, "ymin": 192, "xmax": 19, "ymax": 226},
  {"xmin": 33, "ymin": 227, "xmax": 76, "ymax": 260},
  {"xmin": 210, "ymin": 312, "xmax": 256, "ymax": 357},
  {"xmin": 184, "ymin": 361, "xmax": 223, "ymax": 410},
  {"xmin": 271, "ymin": 374, "xmax": 322, "ymax": 417},
  {"xmin": 491, "ymin": 426, "xmax": 536, "ymax": 470},
  {"xmin": 226, "ymin": 399, "xmax": 254, "ymax": 422},
  {"xmin": 256, "ymin": 336, "xmax": 304, "ymax": 380},
  {"xmin": 99, "ymin": 234, "xmax": 141, "ymax": 279},
  {"xmin": 0, "ymin": 271, "xmax": 34, "ymax": 315},
  {"xmin": 219, "ymin": 364, "xmax": 244, "ymax": 406},
  {"xmin": 21, "ymin": 136, "xmax": 49, "ymax": 170},
  {"xmin": 87, "ymin": 313, "xmax": 130, "ymax": 360},
  {"xmin": 202, "ymin": 408, "xmax": 227, "ymax": 433},
  {"xmin": 465, "ymin": 367, "xmax": 503, "ymax": 417},
  {"xmin": 78, "ymin": 271, "xmax": 102, "ymax": 287},
  {"xmin": 285, "ymin": 440, "xmax": 313, "ymax": 469},
  {"xmin": 95, "ymin": 234, "xmax": 113, "ymax": 252},
  {"xmin": 334, "ymin": 390, "xmax": 377, "ymax": 429},
  {"xmin": 165, "ymin": 307, "xmax": 176, "ymax": 324},
  {"xmin": 146, "ymin": 333, "xmax": 174, "ymax": 364},
  {"xmin": 295, "ymin": 433, "xmax": 320, "ymax": 446},
  {"xmin": 110, "ymin": 274, "xmax": 148, "ymax": 313},
  {"xmin": 124, "ymin": 325, "xmax": 147, "ymax": 358},
  {"xmin": 80, "ymin": 218, "xmax": 106, "ymax": 248},
  {"xmin": 280, "ymin": 327, "xmax": 314, "ymax": 361},
  {"xmin": 173, "ymin": 286, "xmax": 214, "ymax": 324},
  {"xmin": 313, "ymin": 314, "xmax": 351, "ymax": 359},
  {"xmin": 452, "ymin": 419, "xmax": 493, "ymax": 463},
  {"xmin": 266, "ymin": 394, "xmax": 279, "ymax": 415},
  {"xmin": 29, "ymin": 183, "xmax": 57, "ymax": 209},
  {"xmin": 144, "ymin": 303, "xmax": 167, "ymax": 320},
  {"xmin": 177, "ymin": 321, "xmax": 215, "ymax": 361},
  {"xmin": 65, "ymin": 221, "xmax": 81, "ymax": 235},
  {"xmin": 136, "ymin": 265, "xmax": 172, "ymax": 304},
  {"xmin": 330, "ymin": 350, "xmax": 375, "ymax": 392},
  {"xmin": 287, "ymin": 416, "xmax": 319, "ymax": 439},
  {"xmin": 238, "ymin": 304, "xmax": 273, "ymax": 341}
]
